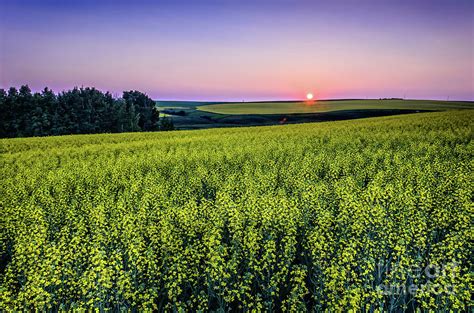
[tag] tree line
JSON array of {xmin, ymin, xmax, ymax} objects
[{"xmin": 0, "ymin": 85, "xmax": 173, "ymax": 138}]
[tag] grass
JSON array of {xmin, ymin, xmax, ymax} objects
[{"xmin": 198, "ymin": 99, "xmax": 474, "ymax": 115}]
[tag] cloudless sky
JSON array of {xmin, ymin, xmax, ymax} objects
[{"xmin": 1, "ymin": 0, "xmax": 473, "ymax": 101}]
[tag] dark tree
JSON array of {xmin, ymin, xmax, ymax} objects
[
  {"xmin": 0, "ymin": 89, "xmax": 8, "ymax": 137},
  {"xmin": 123, "ymin": 90, "xmax": 159, "ymax": 131},
  {"xmin": 159, "ymin": 116, "xmax": 175, "ymax": 131}
]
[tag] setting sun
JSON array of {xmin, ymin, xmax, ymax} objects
[{"xmin": 306, "ymin": 93, "xmax": 314, "ymax": 100}]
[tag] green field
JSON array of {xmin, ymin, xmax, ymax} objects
[
  {"xmin": 156, "ymin": 100, "xmax": 217, "ymax": 109},
  {"xmin": 159, "ymin": 99, "xmax": 474, "ymax": 130},
  {"xmin": 198, "ymin": 99, "xmax": 474, "ymax": 114},
  {"xmin": 1, "ymin": 110, "xmax": 473, "ymax": 311}
]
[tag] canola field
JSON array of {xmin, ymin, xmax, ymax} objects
[{"xmin": 1, "ymin": 110, "xmax": 472, "ymax": 311}]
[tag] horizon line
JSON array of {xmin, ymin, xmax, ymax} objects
[
  {"xmin": 156, "ymin": 97, "xmax": 474, "ymax": 103},
  {"xmin": 1, "ymin": 85, "xmax": 472, "ymax": 102}
]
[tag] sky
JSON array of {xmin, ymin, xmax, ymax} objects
[{"xmin": 1, "ymin": 0, "xmax": 473, "ymax": 101}]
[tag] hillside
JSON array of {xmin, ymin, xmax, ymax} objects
[
  {"xmin": 156, "ymin": 99, "xmax": 474, "ymax": 130},
  {"xmin": 198, "ymin": 99, "xmax": 474, "ymax": 114}
]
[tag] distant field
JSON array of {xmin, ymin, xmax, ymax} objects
[
  {"xmin": 156, "ymin": 100, "xmax": 218, "ymax": 108},
  {"xmin": 198, "ymin": 99, "xmax": 474, "ymax": 114}
]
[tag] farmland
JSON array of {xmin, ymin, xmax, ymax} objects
[
  {"xmin": 157, "ymin": 99, "xmax": 474, "ymax": 130},
  {"xmin": 197, "ymin": 99, "xmax": 474, "ymax": 115},
  {"xmin": 1, "ymin": 110, "xmax": 473, "ymax": 311}
]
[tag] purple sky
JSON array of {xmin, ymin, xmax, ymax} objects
[{"xmin": 1, "ymin": 0, "xmax": 473, "ymax": 101}]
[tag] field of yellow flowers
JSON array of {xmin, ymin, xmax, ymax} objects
[{"xmin": 1, "ymin": 110, "xmax": 472, "ymax": 311}]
